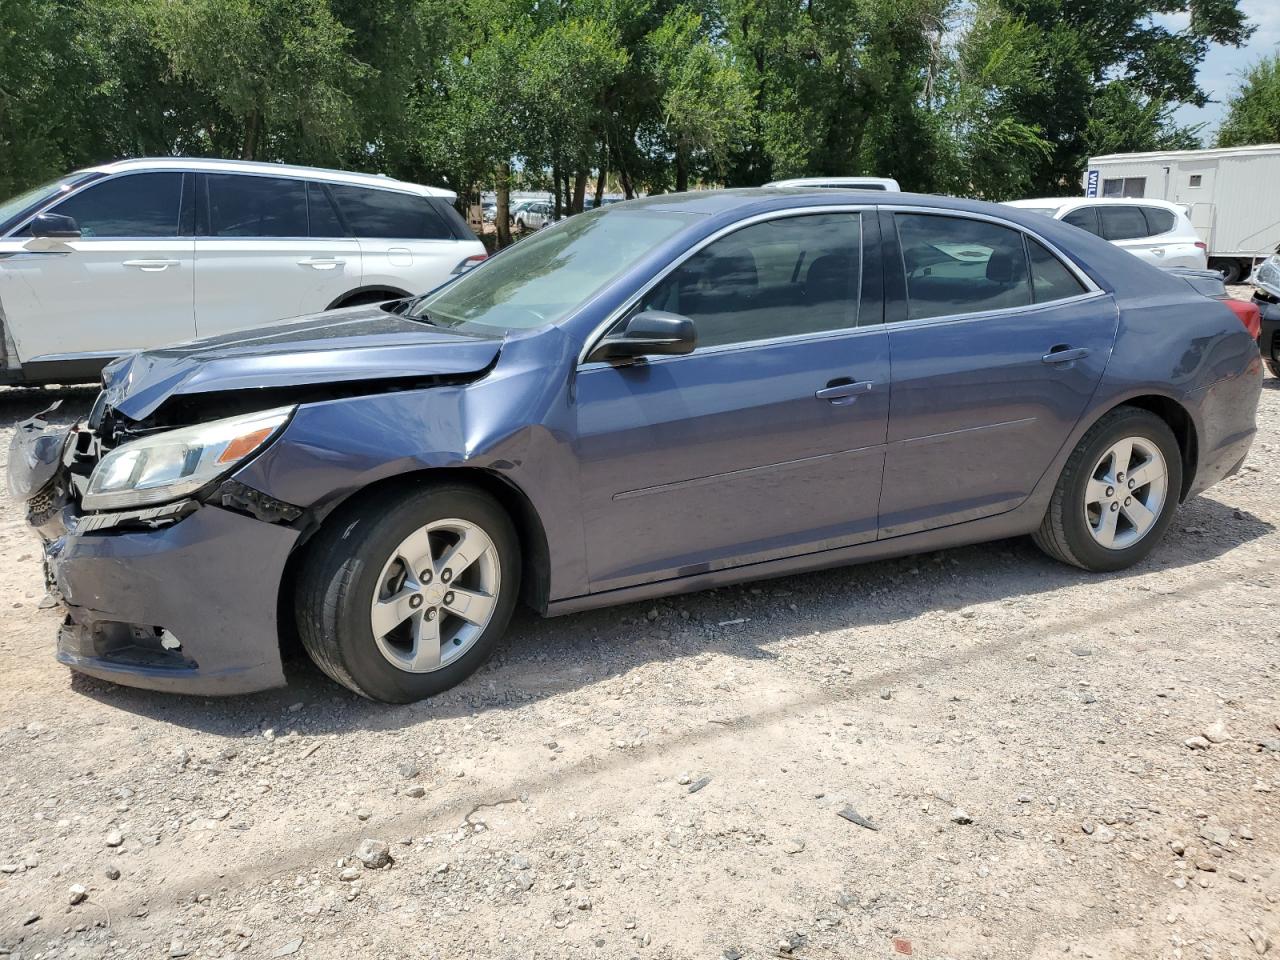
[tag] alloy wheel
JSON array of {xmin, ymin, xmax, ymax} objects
[
  {"xmin": 1082, "ymin": 436, "xmax": 1168, "ymax": 550},
  {"xmin": 369, "ymin": 518, "xmax": 501, "ymax": 673}
]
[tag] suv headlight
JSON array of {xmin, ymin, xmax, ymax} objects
[{"xmin": 83, "ymin": 407, "xmax": 294, "ymax": 512}]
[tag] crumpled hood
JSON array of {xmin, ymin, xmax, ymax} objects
[{"xmin": 99, "ymin": 305, "xmax": 503, "ymax": 421}]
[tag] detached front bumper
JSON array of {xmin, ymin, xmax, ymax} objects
[{"xmin": 10, "ymin": 415, "xmax": 299, "ymax": 697}]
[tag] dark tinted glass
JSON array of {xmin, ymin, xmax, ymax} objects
[
  {"xmin": 207, "ymin": 174, "xmax": 307, "ymax": 237},
  {"xmin": 1061, "ymin": 207, "xmax": 1100, "ymax": 235},
  {"xmin": 51, "ymin": 173, "xmax": 182, "ymax": 238},
  {"xmin": 307, "ymin": 182, "xmax": 344, "ymax": 237},
  {"xmin": 330, "ymin": 185, "xmax": 452, "ymax": 239},
  {"xmin": 1099, "ymin": 206, "xmax": 1149, "ymax": 241},
  {"xmin": 896, "ymin": 214, "xmax": 1031, "ymax": 321},
  {"xmin": 1141, "ymin": 207, "xmax": 1175, "ymax": 235},
  {"xmin": 641, "ymin": 213, "xmax": 862, "ymax": 348},
  {"xmin": 1027, "ymin": 237, "xmax": 1087, "ymax": 303}
]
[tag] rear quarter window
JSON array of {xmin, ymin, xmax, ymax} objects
[
  {"xmin": 329, "ymin": 185, "xmax": 453, "ymax": 240},
  {"xmin": 1141, "ymin": 207, "xmax": 1176, "ymax": 235}
]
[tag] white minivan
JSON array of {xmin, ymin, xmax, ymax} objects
[
  {"xmin": 0, "ymin": 158, "xmax": 486, "ymax": 384},
  {"xmin": 1003, "ymin": 197, "xmax": 1207, "ymax": 270}
]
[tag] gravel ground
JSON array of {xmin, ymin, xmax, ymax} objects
[{"xmin": 1, "ymin": 298, "xmax": 1277, "ymax": 960}]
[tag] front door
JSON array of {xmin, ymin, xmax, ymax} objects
[
  {"xmin": 0, "ymin": 171, "xmax": 195, "ymax": 362},
  {"xmin": 879, "ymin": 210, "xmax": 1117, "ymax": 537},
  {"xmin": 574, "ymin": 210, "xmax": 890, "ymax": 592},
  {"xmin": 194, "ymin": 173, "xmax": 361, "ymax": 338}
]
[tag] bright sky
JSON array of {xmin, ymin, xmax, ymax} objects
[{"xmin": 1165, "ymin": 0, "xmax": 1280, "ymax": 140}]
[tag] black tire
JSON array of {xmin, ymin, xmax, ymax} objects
[
  {"xmin": 1033, "ymin": 407, "xmax": 1182, "ymax": 572},
  {"xmin": 296, "ymin": 484, "xmax": 520, "ymax": 703},
  {"xmin": 1266, "ymin": 360, "xmax": 1280, "ymax": 379},
  {"xmin": 1214, "ymin": 259, "xmax": 1245, "ymax": 284},
  {"xmin": 331, "ymin": 290, "xmax": 404, "ymax": 310}
]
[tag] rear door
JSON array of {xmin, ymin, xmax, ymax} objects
[
  {"xmin": 328, "ymin": 184, "xmax": 476, "ymax": 297},
  {"xmin": 0, "ymin": 171, "xmax": 195, "ymax": 361},
  {"xmin": 194, "ymin": 173, "xmax": 361, "ymax": 338},
  {"xmin": 879, "ymin": 209, "xmax": 1117, "ymax": 538},
  {"xmin": 1099, "ymin": 204, "xmax": 1161, "ymax": 264},
  {"xmin": 574, "ymin": 209, "xmax": 890, "ymax": 591}
]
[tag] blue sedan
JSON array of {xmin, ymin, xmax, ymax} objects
[{"xmin": 8, "ymin": 189, "xmax": 1262, "ymax": 702}]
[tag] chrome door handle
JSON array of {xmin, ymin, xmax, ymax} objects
[
  {"xmin": 123, "ymin": 259, "xmax": 180, "ymax": 271},
  {"xmin": 815, "ymin": 380, "xmax": 874, "ymax": 404},
  {"xmin": 1042, "ymin": 346, "xmax": 1090, "ymax": 364},
  {"xmin": 1151, "ymin": 248, "xmax": 1165, "ymax": 255},
  {"xmin": 297, "ymin": 257, "xmax": 346, "ymax": 269}
]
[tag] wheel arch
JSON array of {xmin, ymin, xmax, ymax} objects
[
  {"xmin": 326, "ymin": 285, "xmax": 412, "ymax": 310},
  {"xmin": 1093, "ymin": 394, "xmax": 1198, "ymax": 502},
  {"xmin": 278, "ymin": 466, "xmax": 553, "ymax": 660}
]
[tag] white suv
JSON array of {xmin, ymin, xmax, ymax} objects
[
  {"xmin": 1003, "ymin": 197, "xmax": 1206, "ymax": 270},
  {"xmin": 0, "ymin": 158, "xmax": 486, "ymax": 384}
]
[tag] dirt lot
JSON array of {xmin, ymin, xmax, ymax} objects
[{"xmin": 1, "ymin": 317, "xmax": 1278, "ymax": 959}]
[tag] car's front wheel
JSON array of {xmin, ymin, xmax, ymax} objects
[
  {"xmin": 1033, "ymin": 407, "xmax": 1182, "ymax": 572},
  {"xmin": 296, "ymin": 484, "xmax": 520, "ymax": 703}
]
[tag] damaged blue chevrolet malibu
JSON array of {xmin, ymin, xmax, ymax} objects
[{"xmin": 8, "ymin": 190, "xmax": 1262, "ymax": 703}]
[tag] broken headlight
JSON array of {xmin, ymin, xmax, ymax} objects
[{"xmin": 82, "ymin": 407, "xmax": 294, "ymax": 512}]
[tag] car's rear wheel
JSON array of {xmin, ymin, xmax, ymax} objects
[
  {"xmin": 1033, "ymin": 407, "xmax": 1182, "ymax": 572},
  {"xmin": 296, "ymin": 485, "xmax": 520, "ymax": 703},
  {"xmin": 1266, "ymin": 359, "xmax": 1280, "ymax": 379}
]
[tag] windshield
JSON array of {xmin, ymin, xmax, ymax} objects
[
  {"xmin": 0, "ymin": 172, "xmax": 99, "ymax": 234},
  {"xmin": 412, "ymin": 207, "xmax": 695, "ymax": 333}
]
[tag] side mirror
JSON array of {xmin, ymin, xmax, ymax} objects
[
  {"xmin": 30, "ymin": 212, "xmax": 81, "ymax": 239},
  {"xmin": 587, "ymin": 310, "xmax": 697, "ymax": 363}
]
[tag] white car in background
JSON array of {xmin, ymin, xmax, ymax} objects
[
  {"xmin": 767, "ymin": 176, "xmax": 901, "ymax": 191},
  {"xmin": 1004, "ymin": 197, "xmax": 1207, "ymax": 270},
  {"xmin": 0, "ymin": 158, "xmax": 486, "ymax": 384}
]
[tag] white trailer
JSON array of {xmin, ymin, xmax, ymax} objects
[{"xmin": 1085, "ymin": 144, "xmax": 1280, "ymax": 282}]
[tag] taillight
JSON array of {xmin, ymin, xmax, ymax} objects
[
  {"xmin": 451, "ymin": 254, "xmax": 488, "ymax": 275},
  {"xmin": 1222, "ymin": 298, "xmax": 1261, "ymax": 339},
  {"xmin": 1195, "ymin": 241, "xmax": 1207, "ymax": 251}
]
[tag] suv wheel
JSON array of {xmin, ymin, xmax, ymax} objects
[
  {"xmin": 1033, "ymin": 407, "xmax": 1182, "ymax": 572},
  {"xmin": 297, "ymin": 485, "xmax": 520, "ymax": 703}
]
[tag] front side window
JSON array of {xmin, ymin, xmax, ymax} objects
[
  {"xmin": 2, "ymin": 173, "xmax": 101, "ymax": 234},
  {"xmin": 896, "ymin": 214, "xmax": 1030, "ymax": 321},
  {"xmin": 330, "ymin": 185, "xmax": 452, "ymax": 240},
  {"xmin": 638, "ymin": 213, "xmax": 863, "ymax": 349},
  {"xmin": 50, "ymin": 173, "xmax": 182, "ymax": 238},
  {"xmin": 206, "ymin": 174, "xmax": 307, "ymax": 237},
  {"xmin": 1099, "ymin": 205, "xmax": 1149, "ymax": 241}
]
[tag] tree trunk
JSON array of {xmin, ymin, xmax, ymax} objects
[
  {"xmin": 496, "ymin": 162, "xmax": 512, "ymax": 248},
  {"xmin": 552, "ymin": 160, "xmax": 563, "ymax": 221},
  {"xmin": 594, "ymin": 153, "xmax": 607, "ymax": 208},
  {"xmin": 573, "ymin": 167, "xmax": 587, "ymax": 213},
  {"xmin": 241, "ymin": 109, "xmax": 262, "ymax": 160},
  {"xmin": 675, "ymin": 143, "xmax": 689, "ymax": 193}
]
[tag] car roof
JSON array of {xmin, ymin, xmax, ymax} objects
[
  {"xmin": 766, "ymin": 176, "xmax": 900, "ymax": 189},
  {"xmin": 1005, "ymin": 196, "xmax": 1187, "ymax": 213},
  {"xmin": 78, "ymin": 157, "xmax": 456, "ymax": 199}
]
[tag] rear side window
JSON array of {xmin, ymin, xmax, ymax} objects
[
  {"xmin": 1141, "ymin": 207, "xmax": 1175, "ymax": 235},
  {"xmin": 206, "ymin": 174, "xmax": 308, "ymax": 237},
  {"xmin": 895, "ymin": 214, "xmax": 1031, "ymax": 321},
  {"xmin": 1027, "ymin": 238, "xmax": 1087, "ymax": 303},
  {"xmin": 50, "ymin": 173, "xmax": 182, "ymax": 238},
  {"xmin": 1061, "ymin": 207, "xmax": 1100, "ymax": 235},
  {"xmin": 329, "ymin": 185, "xmax": 453, "ymax": 240},
  {"xmin": 641, "ymin": 212, "xmax": 863, "ymax": 347},
  {"xmin": 307, "ymin": 182, "xmax": 344, "ymax": 238},
  {"xmin": 1099, "ymin": 206, "xmax": 1149, "ymax": 241}
]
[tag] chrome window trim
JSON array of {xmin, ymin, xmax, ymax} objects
[
  {"xmin": 576, "ymin": 204, "xmax": 875, "ymax": 367},
  {"xmin": 865, "ymin": 289, "xmax": 1109, "ymax": 334}
]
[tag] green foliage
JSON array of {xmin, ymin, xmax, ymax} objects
[
  {"xmin": 1218, "ymin": 55, "xmax": 1280, "ymax": 147},
  {"xmin": 0, "ymin": 0, "xmax": 1255, "ymax": 218}
]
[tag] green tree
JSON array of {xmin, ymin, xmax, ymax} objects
[
  {"xmin": 151, "ymin": 0, "xmax": 367, "ymax": 161},
  {"xmin": 1218, "ymin": 54, "xmax": 1280, "ymax": 146}
]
